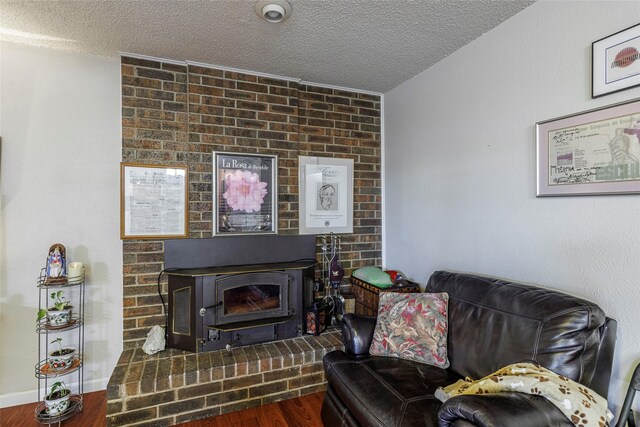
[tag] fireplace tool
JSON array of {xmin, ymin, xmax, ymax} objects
[
  {"xmin": 306, "ymin": 237, "xmax": 330, "ymax": 335},
  {"xmin": 307, "ymin": 234, "xmax": 346, "ymax": 334},
  {"xmin": 323, "ymin": 233, "xmax": 345, "ymax": 323}
]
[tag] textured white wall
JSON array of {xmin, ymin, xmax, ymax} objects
[
  {"xmin": 384, "ymin": 0, "xmax": 640, "ymax": 415},
  {"xmin": 0, "ymin": 42, "xmax": 122, "ymax": 406}
]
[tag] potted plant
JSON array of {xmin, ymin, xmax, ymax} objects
[
  {"xmin": 37, "ymin": 291, "xmax": 72, "ymax": 326},
  {"xmin": 48, "ymin": 338, "xmax": 75, "ymax": 371},
  {"xmin": 44, "ymin": 381, "xmax": 71, "ymax": 416}
]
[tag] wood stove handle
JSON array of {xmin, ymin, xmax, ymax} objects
[{"xmin": 199, "ymin": 301, "xmax": 223, "ymax": 316}]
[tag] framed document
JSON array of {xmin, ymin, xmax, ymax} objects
[
  {"xmin": 213, "ymin": 151, "xmax": 277, "ymax": 235},
  {"xmin": 592, "ymin": 23, "xmax": 640, "ymax": 98},
  {"xmin": 121, "ymin": 163, "xmax": 188, "ymax": 239},
  {"xmin": 536, "ymin": 99, "xmax": 640, "ymax": 196},
  {"xmin": 299, "ymin": 156, "xmax": 353, "ymax": 234}
]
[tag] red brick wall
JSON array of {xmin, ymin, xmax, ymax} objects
[{"xmin": 121, "ymin": 56, "xmax": 381, "ymax": 348}]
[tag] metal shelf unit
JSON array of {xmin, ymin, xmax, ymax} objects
[{"xmin": 34, "ymin": 270, "xmax": 85, "ymax": 425}]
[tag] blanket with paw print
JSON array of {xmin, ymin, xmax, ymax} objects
[{"xmin": 435, "ymin": 362, "xmax": 613, "ymax": 427}]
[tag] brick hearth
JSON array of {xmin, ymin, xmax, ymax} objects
[{"xmin": 106, "ymin": 331, "xmax": 342, "ymax": 426}]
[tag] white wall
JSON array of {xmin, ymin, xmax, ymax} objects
[
  {"xmin": 0, "ymin": 42, "xmax": 122, "ymax": 406},
  {"xmin": 384, "ymin": 0, "xmax": 640, "ymax": 415}
]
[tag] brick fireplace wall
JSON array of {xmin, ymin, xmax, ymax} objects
[{"xmin": 121, "ymin": 56, "xmax": 382, "ymax": 349}]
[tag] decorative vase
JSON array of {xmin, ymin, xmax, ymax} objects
[{"xmin": 46, "ymin": 307, "xmax": 72, "ymax": 326}]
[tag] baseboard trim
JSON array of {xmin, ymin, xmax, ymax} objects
[{"xmin": 0, "ymin": 377, "xmax": 108, "ymax": 408}]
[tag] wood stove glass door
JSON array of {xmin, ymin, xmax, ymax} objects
[{"xmin": 215, "ymin": 272, "xmax": 289, "ymax": 325}]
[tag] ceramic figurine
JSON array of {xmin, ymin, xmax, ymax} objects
[{"xmin": 45, "ymin": 244, "xmax": 67, "ymax": 284}]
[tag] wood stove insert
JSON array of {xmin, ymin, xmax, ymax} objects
[{"xmin": 164, "ymin": 236, "xmax": 316, "ymax": 353}]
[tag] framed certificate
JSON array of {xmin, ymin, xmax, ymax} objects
[
  {"xmin": 121, "ymin": 163, "xmax": 189, "ymax": 239},
  {"xmin": 536, "ymin": 99, "xmax": 640, "ymax": 196}
]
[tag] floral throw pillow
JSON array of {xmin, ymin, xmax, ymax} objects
[{"xmin": 369, "ymin": 292, "xmax": 449, "ymax": 368}]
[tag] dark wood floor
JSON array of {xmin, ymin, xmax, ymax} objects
[
  {"xmin": 0, "ymin": 391, "xmax": 106, "ymax": 427},
  {"xmin": 0, "ymin": 390, "xmax": 324, "ymax": 427}
]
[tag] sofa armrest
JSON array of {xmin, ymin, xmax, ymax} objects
[
  {"xmin": 340, "ymin": 313, "xmax": 377, "ymax": 356},
  {"xmin": 438, "ymin": 393, "xmax": 573, "ymax": 427}
]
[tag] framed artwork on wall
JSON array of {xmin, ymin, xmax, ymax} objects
[
  {"xmin": 213, "ymin": 151, "xmax": 277, "ymax": 235},
  {"xmin": 121, "ymin": 163, "xmax": 189, "ymax": 239},
  {"xmin": 592, "ymin": 23, "xmax": 640, "ymax": 98},
  {"xmin": 299, "ymin": 156, "xmax": 353, "ymax": 234},
  {"xmin": 536, "ymin": 98, "xmax": 640, "ymax": 197}
]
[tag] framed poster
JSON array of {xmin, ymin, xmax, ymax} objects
[
  {"xmin": 299, "ymin": 156, "xmax": 353, "ymax": 234},
  {"xmin": 536, "ymin": 98, "xmax": 640, "ymax": 196},
  {"xmin": 121, "ymin": 163, "xmax": 188, "ymax": 239},
  {"xmin": 592, "ymin": 23, "xmax": 640, "ymax": 98},
  {"xmin": 213, "ymin": 151, "xmax": 277, "ymax": 235}
]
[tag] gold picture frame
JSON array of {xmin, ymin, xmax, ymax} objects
[{"xmin": 120, "ymin": 163, "xmax": 189, "ymax": 239}]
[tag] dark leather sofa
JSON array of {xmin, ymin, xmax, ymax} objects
[{"xmin": 322, "ymin": 270, "xmax": 617, "ymax": 427}]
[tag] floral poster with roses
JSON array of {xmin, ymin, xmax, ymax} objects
[{"xmin": 213, "ymin": 152, "xmax": 277, "ymax": 235}]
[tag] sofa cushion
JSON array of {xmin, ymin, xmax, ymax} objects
[
  {"xmin": 369, "ymin": 292, "xmax": 449, "ymax": 368},
  {"xmin": 323, "ymin": 350, "xmax": 463, "ymax": 427},
  {"xmin": 426, "ymin": 271, "xmax": 607, "ymax": 387}
]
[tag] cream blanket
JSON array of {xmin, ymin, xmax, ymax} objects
[{"xmin": 435, "ymin": 362, "xmax": 613, "ymax": 427}]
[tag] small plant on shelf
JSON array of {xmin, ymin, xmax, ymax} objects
[
  {"xmin": 48, "ymin": 338, "xmax": 76, "ymax": 371},
  {"xmin": 50, "ymin": 291, "xmax": 70, "ymax": 311},
  {"xmin": 44, "ymin": 381, "xmax": 71, "ymax": 416},
  {"xmin": 37, "ymin": 291, "xmax": 72, "ymax": 326}
]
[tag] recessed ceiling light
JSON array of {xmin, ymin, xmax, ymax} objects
[{"xmin": 255, "ymin": 0, "xmax": 292, "ymax": 23}]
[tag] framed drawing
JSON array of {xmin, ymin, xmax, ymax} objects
[
  {"xmin": 299, "ymin": 156, "xmax": 353, "ymax": 234},
  {"xmin": 213, "ymin": 151, "xmax": 277, "ymax": 235},
  {"xmin": 536, "ymin": 98, "xmax": 640, "ymax": 197},
  {"xmin": 593, "ymin": 23, "xmax": 640, "ymax": 98},
  {"xmin": 121, "ymin": 163, "xmax": 189, "ymax": 239}
]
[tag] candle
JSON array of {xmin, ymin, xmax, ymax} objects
[{"xmin": 68, "ymin": 262, "xmax": 84, "ymax": 280}]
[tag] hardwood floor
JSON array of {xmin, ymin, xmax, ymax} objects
[
  {"xmin": 0, "ymin": 391, "xmax": 105, "ymax": 427},
  {"xmin": 0, "ymin": 390, "xmax": 324, "ymax": 427},
  {"xmin": 176, "ymin": 391, "xmax": 324, "ymax": 427}
]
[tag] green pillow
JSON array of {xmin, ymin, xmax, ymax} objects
[{"xmin": 352, "ymin": 266, "xmax": 393, "ymax": 289}]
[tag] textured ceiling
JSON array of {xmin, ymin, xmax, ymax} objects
[{"xmin": 1, "ymin": 0, "xmax": 534, "ymax": 93}]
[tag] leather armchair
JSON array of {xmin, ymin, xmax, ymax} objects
[{"xmin": 321, "ymin": 271, "xmax": 617, "ymax": 427}]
